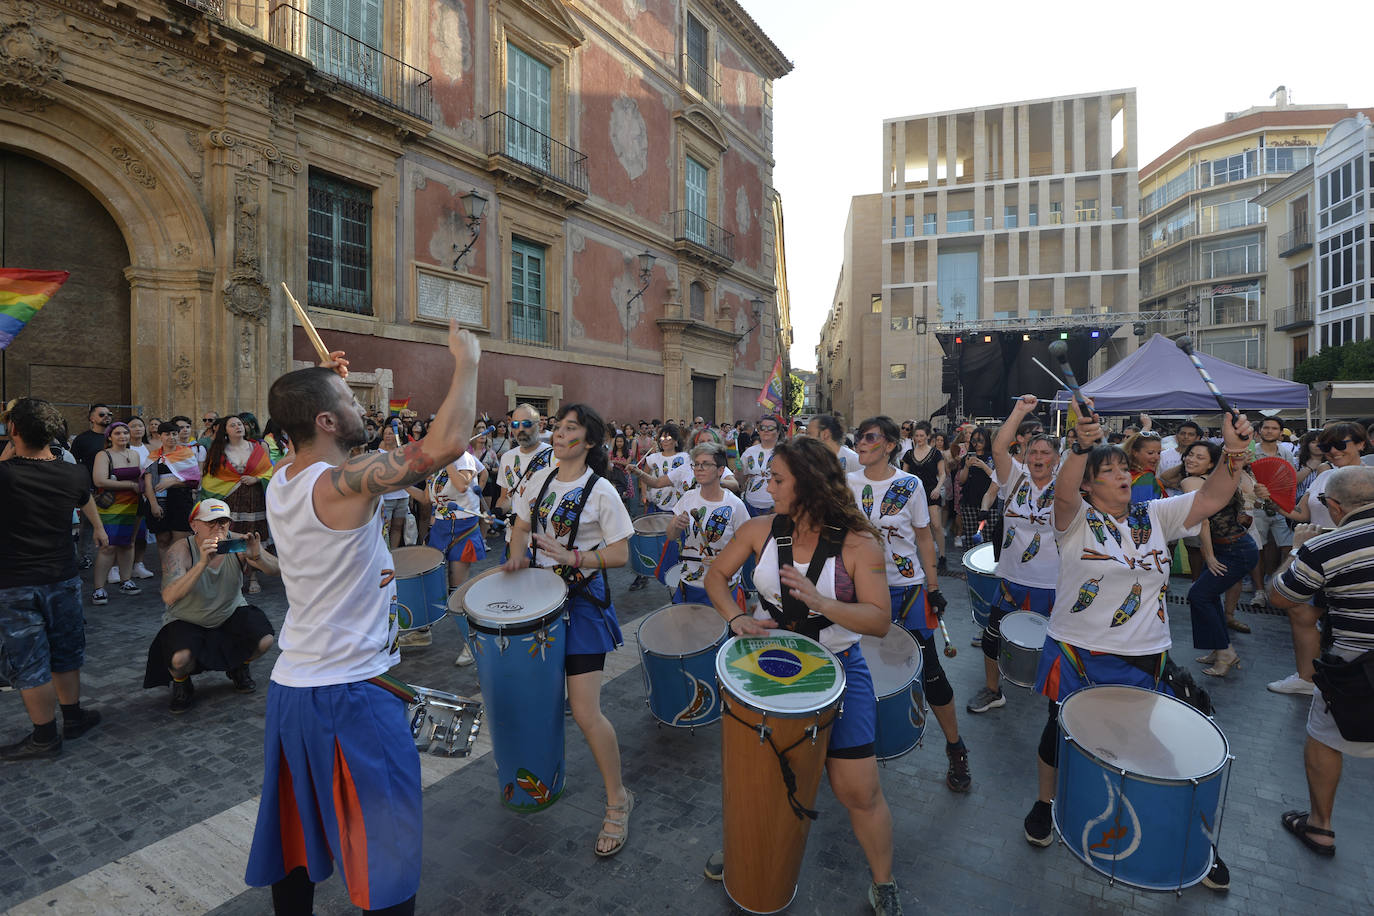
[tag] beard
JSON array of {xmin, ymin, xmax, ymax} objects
[
  {"xmin": 515, "ymin": 427, "xmax": 537, "ymax": 448},
  {"xmin": 338, "ymin": 412, "xmax": 370, "ymax": 449}
]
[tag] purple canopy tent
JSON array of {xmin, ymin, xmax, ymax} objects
[{"xmin": 1055, "ymin": 334, "xmax": 1310, "ymax": 413}]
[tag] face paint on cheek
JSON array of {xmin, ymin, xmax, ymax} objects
[{"xmin": 567, "ymin": 438, "xmax": 581, "ymax": 448}]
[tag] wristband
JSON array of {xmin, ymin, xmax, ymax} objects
[
  {"xmin": 1071, "ymin": 441, "xmax": 1095, "ymax": 455},
  {"xmin": 727, "ymin": 612, "xmax": 749, "ymax": 631},
  {"xmin": 572, "ymin": 548, "xmax": 581, "ymax": 568}
]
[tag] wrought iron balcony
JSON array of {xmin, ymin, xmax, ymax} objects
[
  {"xmin": 269, "ymin": 4, "xmax": 432, "ymax": 122},
  {"xmin": 1278, "ymin": 225, "xmax": 1312, "ymax": 258},
  {"xmin": 175, "ymin": 0, "xmax": 223, "ymax": 15},
  {"xmin": 684, "ymin": 52, "xmax": 718, "ymax": 100},
  {"xmin": 672, "ymin": 210, "xmax": 734, "ymax": 265},
  {"xmin": 484, "ymin": 112, "xmax": 589, "ymax": 197},
  {"xmin": 507, "ymin": 302, "xmax": 560, "ymax": 349},
  {"xmin": 1273, "ymin": 300, "xmax": 1314, "ymax": 331}
]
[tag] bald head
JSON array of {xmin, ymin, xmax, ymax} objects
[{"xmin": 1325, "ymin": 466, "xmax": 1374, "ymax": 516}]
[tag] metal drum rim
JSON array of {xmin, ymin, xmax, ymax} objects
[
  {"xmin": 1057, "ymin": 684, "xmax": 1232, "ymax": 784},
  {"xmin": 858, "ymin": 629, "xmax": 922, "ymax": 701},
  {"xmin": 465, "ymin": 605, "xmax": 566, "ymax": 637},
  {"xmin": 632, "ymin": 515, "xmax": 673, "ymax": 534},
  {"xmin": 961, "ymin": 542, "xmax": 998, "ymax": 574},
  {"xmin": 714, "ymin": 634, "xmax": 847, "ymax": 717},
  {"xmin": 462, "ymin": 567, "xmax": 568, "ymax": 627},
  {"xmin": 637, "ymin": 604, "xmax": 728, "ymax": 660},
  {"xmin": 390, "ymin": 545, "xmax": 447, "ymax": 577}
]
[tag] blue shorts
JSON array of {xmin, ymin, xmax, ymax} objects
[
  {"xmin": 0, "ymin": 577, "xmax": 86, "ymax": 689},
  {"xmin": 245, "ymin": 681, "xmax": 422, "ymax": 910},
  {"xmin": 889, "ymin": 584, "xmax": 935, "ymax": 639},
  {"xmin": 565, "ymin": 574, "xmax": 623, "ymax": 656},
  {"xmin": 991, "ymin": 580, "xmax": 1055, "ymax": 618},
  {"xmin": 674, "ymin": 581, "xmax": 746, "ymax": 611},
  {"xmin": 1033, "ymin": 637, "xmax": 1171, "ymax": 703},
  {"xmin": 828, "ymin": 642, "xmax": 876, "ymax": 758},
  {"xmin": 746, "ymin": 502, "xmax": 771, "ymax": 518},
  {"xmin": 427, "ymin": 517, "xmax": 486, "ymax": 564}
]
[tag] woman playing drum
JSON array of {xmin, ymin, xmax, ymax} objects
[
  {"xmin": 667, "ymin": 443, "xmax": 748, "ymax": 606},
  {"xmin": 702, "ymin": 437, "xmax": 903, "ymax": 915},
  {"xmin": 969, "ymin": 396, "xmax": 1061, "ymax": 714},
  {"xmin": 502, "ymin": 404, "xmax": 635, "ymax": 857},
  {"xmin": 1021, "ymin": 406, "xmax": 1251, "ymax": 892}
]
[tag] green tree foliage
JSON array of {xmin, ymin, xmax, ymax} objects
[
  {"xmin": 786, "ymin": 373, "xmax": 805, "ymax": 416},
  {"xmin": 1293, "ymin": 340, "xmax": 1374, "ymax": 385}
]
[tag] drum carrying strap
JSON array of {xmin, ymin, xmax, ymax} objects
[
  {"xmin": 530, "ymin": 469, "xmax": 612, "ymax": 610},
  {"xmin": 721, "ymin": 701, "xmax": 836, "ymax": 822},
  {"xmin": 757, "ymin": 515, "xmax": 842, "ymax": 640}
]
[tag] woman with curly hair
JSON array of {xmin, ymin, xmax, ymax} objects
[{"xmin": 702, "ymin": 436, "xmax": 902, "ymax": 911}]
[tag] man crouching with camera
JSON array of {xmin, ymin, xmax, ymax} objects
[{"xmin": 143, "ymin": 498, "xmax": 279, "ymax": 714}]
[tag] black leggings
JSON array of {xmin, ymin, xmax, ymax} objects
[
  {"xmin": 271, "ymin": 867, "xmax": 416, "ymax": 916},
  {"xmin": 913, "ymin": 629, "xmax": 954, "ymax": 707},
  {"xmin": 1037, "ymin": 699, "xmax": 1060, "ymax": 767}
]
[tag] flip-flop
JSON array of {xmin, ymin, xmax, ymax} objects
[
  {"xmin": 1281, "ymin": 810, "xmax": 1335, "ymax": 857},
  {"xmin": 596, "ymin": 788, "xmax": 634, "ymax": 858}
]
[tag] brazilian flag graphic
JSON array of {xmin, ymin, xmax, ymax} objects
[{"xmin": 725, "ymin": 637, "xmax": 837, "ymax": 698}]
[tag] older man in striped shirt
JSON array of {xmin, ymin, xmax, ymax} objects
[{"xmin": 1270, "ymin": 465, "xmax": 1374, "ymax": 858}]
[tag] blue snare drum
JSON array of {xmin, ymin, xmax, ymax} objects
[
  {"xmin": 1055, "ymin": 685, "xmax": 1231, "ymax": 892},
  {"xmin": 391, "ymin": 546, "xmax": 448, "ymax": 630},
  {"xmin": 860, "ymin": 627, "xmax": 925, "ymax": 760},
  {"xmin": 630, "ymin": 514, "xmax": 673, "ymax": 577},
  {"xmin": 962, "ymin": 543, "xmax": 999, "ymax": 630},
  {"xmin": 463, "ymin": 567, "xmax": 569, "ymax": 812},
  {"xmin": 637, "ymin": 603, "xmax": 728, "ymax": 728}
]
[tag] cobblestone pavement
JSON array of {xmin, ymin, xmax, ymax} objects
[{"xmin": 2, "ymin": 541, "xmax": 1372, "ymax": 915}]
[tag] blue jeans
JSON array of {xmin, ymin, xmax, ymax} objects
[
  {"xmin": 0, "ymin": 576, "xmax": 86, "ymax": 689},
  {"xmin": 1188, "ymin": 534, "xmax": 1258, "ymax": 650}
]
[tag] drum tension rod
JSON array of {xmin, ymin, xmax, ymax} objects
[
  {"xmin": 755, "ymin": 723, "xmax": 773, "ymax": 745},
  {"xmin": 806, "ymin": 724, "xmax": 819, "ymax": 746}
]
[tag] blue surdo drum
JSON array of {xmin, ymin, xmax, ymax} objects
[
  {"xmin": 860, "ymin": 626, "xmax": 926, "ymax": 760},
  {"xmin": 637, "ymin": 603, "xmax": 729, "ymax": 728},
  {"xmin": 630, "ymin": 514, "xmax": 673, "ymax": 577},
  {"xmin": 390, "ymin": 546, "xmax": 448, "ymax": 630},
  {"xmin": 462, "ymin": 567, "xmax": 569, "ymax": 812}
]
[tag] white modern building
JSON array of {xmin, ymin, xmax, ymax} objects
[{"xmin": 1314, "ymin": 114, "xmax": 1374, "ymax": 352}]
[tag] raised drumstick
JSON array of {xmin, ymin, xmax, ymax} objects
[
  {"xmin": 281, "ymin": 282, "xmax": 330, "ymax": 363},
  {"xmin": 939, "ymin": 618, "xmax": 956, "ymax": 658},
  {"xmin": 1047, "ymin": 340, "xmax": 1092, "ymax": 419},
  {"xmin": 1176, "ymin": 336, "xmax": 1247, "ymax": 437}
]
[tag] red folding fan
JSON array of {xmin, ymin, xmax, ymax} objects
[{"xmin": 1251, "ymin": 456, "xmax": 1298, "ymax": 514}]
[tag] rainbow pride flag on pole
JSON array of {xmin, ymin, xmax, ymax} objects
[
  {"xmin": 389, "ymin": 398, "xmax": 410, "ymax": 416},
  {"xmin": 0, "ymin": 269, "xmax": 70, "ymax": 350},
  {"xmin": 756, "ymin": 356, "xmax": 785, "ymax": 412}
]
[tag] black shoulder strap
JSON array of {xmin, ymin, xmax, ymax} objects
[
  {"xmin": 529, "ymin": 469, "xmax": 610, "ymax": 608},
  {"xmin": 761, "ymin": 515, "xmax": 842, "ymax": 639}
]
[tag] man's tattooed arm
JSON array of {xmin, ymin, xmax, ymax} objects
[{"xmin": 325, "ymin": 440, "xmax": 441, "ymax": 500}]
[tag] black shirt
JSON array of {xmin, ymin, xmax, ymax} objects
[
  {"xmin": 70, "ymin": 429, "xmax": 107, "ymax": 484},
  {"xmin": 0, "ymin": 457, "xmax": 91, "ymax": 587}
]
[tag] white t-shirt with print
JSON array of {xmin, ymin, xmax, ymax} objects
[
  {"xmin": 430, "ymin": 451, "xmax": 483, "ymax": 521},
  {"xmin": 848, "ymin": 469, "xmax": 930, "ymax": 587},
  {"xmin": 996, "ymin": 458, "xmax": 1059, "ymax": 589},
  {"xmin": 643, "ymin": 450, "xmax": 689, "ymax": 510},
  {"xmin": 836, "ymin": 445, "xmax": 860, "ymax": 475},
  {"xmin": 741, "ymin": 444, "xmax": 775, "ymax": 509},
  {"xmin": 1048, "ymin": 492, "xmax": 1200, "ymax": 655},
  {"xmin": 498, "ymin": 444, "xmax": 556, "ymax": 504},
  {"xmin": 1307, "ymin": 468, "xmax": 1335, "ymax": 528},
  {"xmin": 673, "ymin": 488, "xmax": 748, "ymax": 588},
  {"xmin": 517, "ymin": 467, "xmax": 634, "ymax": 566}
]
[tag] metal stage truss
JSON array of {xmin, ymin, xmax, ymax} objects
[{"xmin": 932, "ymin": 308, "xmax": 1195, "ymax": 336}]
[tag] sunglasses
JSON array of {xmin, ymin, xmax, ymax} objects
[
  {"xmin": 1136, "ymin": 430, "xmax": 1162, "ymax": 439},
  {"xmin": 1318, "ymin": 439, "xmax": 1357, "ymax": 452},
  {"xmin": 511, "ymin": 419, "xmax": 536, "ymax": 430},
  {"xmin": 758, "ymin": 426, "xmax": 778, "ymax": 432},
  {"xmin": 202, "ymin": 417, "xmax": 215, "ymax": 423},
  {"xmin": 857, "ymin": 431, "xmax": 886, "ymax": 445}
]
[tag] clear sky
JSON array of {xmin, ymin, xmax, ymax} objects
[{"xmin": 744, "ymin": 0, "xmax": 1370, "ymax": 370}]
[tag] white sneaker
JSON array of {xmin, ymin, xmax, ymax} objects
[
  {"xmin": 107, "ymin": 568, "xmax": 121, "ymax": 584},
  {"xmin": 1267, "ymin": 673, "xmax": 1315, "ymax": 695},
  {"xmin": 133, "ymin": 562, "xmax": 155, "ymax": 579},
  {"xmin": 954, "ymin": 536, "xmax": 965, "ymax": 547},
  {"xmin": 454, "ymin": 643, "xmax": 475, "ymax": 667},
  {"xmin": 119, "ymin": 580, "xmax": 141, "ymax": 595},
  {"xmin": 398, "ymin": 628, "xmax": 432, "ymax": 648}
]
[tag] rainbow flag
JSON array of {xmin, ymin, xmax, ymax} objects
[
  {"xmin": 756, "ymin": 356, "xmax": 785, "ymax": 412},
  {"xmin": 200, "ymin": 440, "xmax": 274, "ymax": 499},
  {"xmin": 389, "ymin": 398, "xmax": 410, "ymax": 416},
  {"xmin": 150, "ymin": 444, "xmax": 201, "ymax": 486},
  {"xmin": 0, "ymin": 269, "xmax": 70, "ymax": 350}
]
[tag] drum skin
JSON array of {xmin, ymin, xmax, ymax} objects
[
  {"xmin": 998, "ymin": 611, "xmax": 1048, "ymax": 689},
  {"xmin": 637, "ymin": 604, "xmax": 728, "ymax": 727},
  {"xmin": 962, "ymin": 543, "xmax": 999, "ymax": 629},
  {"xmin": 391, "ymin": 545, "xmax": 448, "ymax": 629},
  {"xmin": 463, "ymin": 568, "xmax": 569, "ymax": 812},
  {"xmin": 860, "ymin": 628, "xmax": 925, "ymax": 760},
  {"xmin": 717, "ymin": 635, "xmax": 844, "ymax": 914},
  {"xmin": 630, "ymin": 514, "xmax": 672, "ymax": 576},
  {"xmin": 1053, "ymin": 685, "xmax": 1230, "ymax": 891}
]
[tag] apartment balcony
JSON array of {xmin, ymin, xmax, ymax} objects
[
  {"xmin": 1210, "ymin": 302, "xmax": 1263, "ymax": 326},
  {"xmin": 507, "ymin": 302, "xmax": 561, "ymax": 349},
  {"xmin": 176, "ymin": 0, "xmax": 223, "ymax": 14},
  {"xmin": 484, "ymin": 112, "xmax": 589, "ymax": 203},
  {"xmin": 1278, "ymin": 226, "xmax": 1313, "ymax": 258},
  {"xmin": 269, "ymin": 5, "xmax": 432, "ymax": 122},
  {"xmin": 683, "ymin": 53, "xmax": 718, "ymax": 102},
  {"xmin": 1273, "ymin": 300, "xmax": 1315, "ymax": 331},
  {"xmin": 671, "ymin": 210, "xmax": 734, "ymax": 269}
]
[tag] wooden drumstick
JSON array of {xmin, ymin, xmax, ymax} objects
[{"xmin": 281, "ymin": 282, "xmax": 330, "ymax": 363}]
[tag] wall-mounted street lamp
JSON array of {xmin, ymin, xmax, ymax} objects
[
  {"xmin": 915, "ymin": 316, "xmax": 928, "ymax": 335},
  {"xmin": 624, "ymin": 249, "xmax": 655, "ymax": 358},
  {"xmin": 741, "ymin": 296, "xmax": 765, "ymax": 336},
  {"xmin": 451, "ymin": 189, "xmax": 489, "ymax": 271}
]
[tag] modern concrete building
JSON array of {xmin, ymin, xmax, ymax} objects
[
  {"xmin": 1311, "ymin": 114, "xmax": 1374, "ymax": 356},
  {"xmin": 1137, "ymin": 95, "xmax": 1372, "ymax": 374},
  {"xmin": 1253, "ymin": 165, "xmax": 1315, "ymax": 378},
  {"xmin": 817, "ymin": 90, "xmax": 1138, "ymax": 422},
  {"xmin": 0, "ymin": 0, "xmax": 791, "ymax": 429}
]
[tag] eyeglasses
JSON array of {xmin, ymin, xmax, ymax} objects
[
  {"xmin": 1319, "ymin": 439, "xmax": 1356, "ymax": 452},
  {"xmin": 692, "ymin": 462, "xmax": 721, "ymax": 470},
  {"xmin": 511, "ymin": 419, "xmax": 536, "ymax": 430},
  {"xmin": 857, "ymin": 431, "xmax": 886, "ymax": 445},
  {"xmin": 1317, "ymin": 494, "xmax": 1340, "ymax": 507},
  {"xmin": 758, "ymin": 425, "xmax": 778, "ymax": 432}
]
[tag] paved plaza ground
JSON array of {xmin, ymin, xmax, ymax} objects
[{"xmin": 2, "ymin": 541, "xmax": 1371, "ymax": 915}]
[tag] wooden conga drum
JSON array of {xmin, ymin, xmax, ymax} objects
[{"xmin": 716, "ymin": 633, "xmax": 845, "ymax": 914}]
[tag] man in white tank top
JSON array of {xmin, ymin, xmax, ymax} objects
[{"xmin": 244, "ymin": 322, "xmax": 480, "ymax": 915}]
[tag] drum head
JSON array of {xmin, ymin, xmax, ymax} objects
[
  {"xmin": 448, "ymin": 566, "xmax": 498, "ymax": 615},
  {"xmin": 391, "ymin": 545, "xmax": 444, "ymax": 577},
  {"xmin": 962, "ymin": 543, "xmax": 997, "ymax": 576},
  {"xmin": 664, "ymin": 563, "xmax": 683, "ymax": 590},
  {"xmin": 859, "ymin": 628, "xmax": 921, "ymax": 696},
  {"xmin": 633, "ymin": 514, "xmax": 673, "ymax": 536},
  {"xmin": 463, "ymin": 568, "xmax": 567, "ymax": 627},
  {"xmin": 1000, "ymin": 611, "xmax": 1048, "ymax": 648},
  {"xmin": 639, "ymin": 604, "xmax": 727, "ymax": 655},
  {"xmin": 1060, "ymin": 685, "xmax": 1229, "ymax": 781},
  {"xmin": 716, "ymin": 634, "xmax": 844, "ymax": 715}
]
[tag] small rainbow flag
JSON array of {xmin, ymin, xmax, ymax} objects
[
  {"xmin": 389, "ymin": 398, "xmax": 410, "ymax": 416},
  {"xmin": 756, "ymin": 356, "xmax": 785, "ymax": 412},
  {"xmin": 0, "ymin": 269, "xmax": 70, "ymax": 350}
]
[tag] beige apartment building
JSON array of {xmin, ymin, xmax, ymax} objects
[
  {"xmin": 1137, "ymin": 95, "xmax": 1372, "ymax": 377},
  {"xmin": 818, "ymin": 90, "xmax": 1139, "ymax": 423}
]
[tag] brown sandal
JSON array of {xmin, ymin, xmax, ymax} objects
[{"xmin": 595, "ymin": 788, "xmax": 634, "ymax": 857}]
